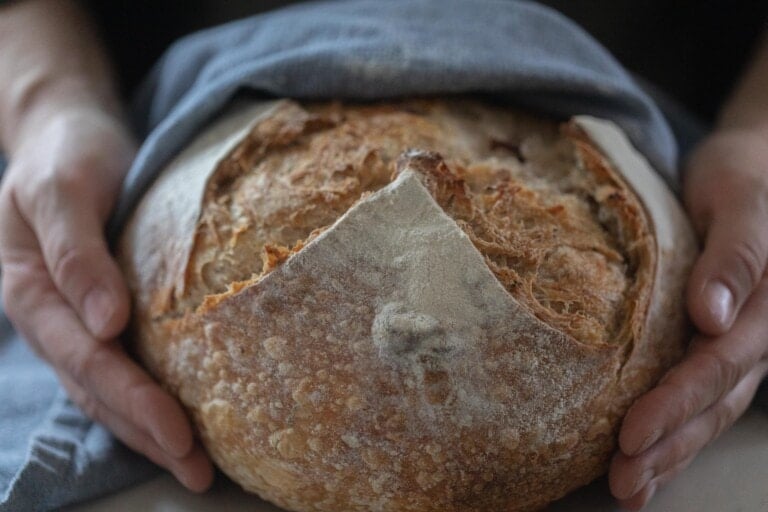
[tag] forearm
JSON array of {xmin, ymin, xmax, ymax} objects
[
  {"xmin": 717, "ymin": 30, "xmax": 768, "ymax": 135},
  {"xmin": 0, "ymin": 0, "xmax": 122, "ymax": 154}
]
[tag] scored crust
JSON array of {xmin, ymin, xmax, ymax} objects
[{"xmin": 118, "ymin": 98, "xmax": 697, "ymax": 511}]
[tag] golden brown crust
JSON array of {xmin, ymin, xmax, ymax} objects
[
  {"xmin": 127, "ymin": 100, "xmax": 647, "ymax": 346},
  {"xmin": 118, "ymin": 98, "xmax": 697, "ymax": 512},
  {"xmin": 567, "ymin": 117, "xmax": 698, "ymax": 416},
  {"xmin": 397, "ymin": 146, "xmax": 641, "ymax": 348}
]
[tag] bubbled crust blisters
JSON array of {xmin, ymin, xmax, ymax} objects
[{"xmin": 119, "ymin": 98, "xmax": 696, "ymax": 511}]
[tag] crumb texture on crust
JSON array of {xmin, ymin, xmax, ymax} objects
[
  {"xmin": 169, "ymin": 100, "xmax": 648, "ymax": 347},
  {"xmin": 118, "ymin": 98, "xmax": 695, "ymax": 512},
  {"xmin": 192, "ymin": 171, "xmax": 620, "ymax": 511}
]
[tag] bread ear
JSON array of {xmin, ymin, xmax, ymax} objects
[
  {"xmin": 118, "ymin": 100, "xmax": 287, "ymax": 318},
  {"xmin": 570, "ymin": 117, "xmax": 697, "ymax": 403}
]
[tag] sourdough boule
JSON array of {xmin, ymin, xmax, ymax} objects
[{"xmin": 118, "ymin": 98, "xmax": 697, "ymax": 512}]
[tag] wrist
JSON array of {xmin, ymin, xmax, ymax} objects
[
  {"xmin": 3, "ymin": 73, "xmax": 125, "ymax": 155},
  {"xmin": 0, "ymin": 0, "xmax": 124, "ymax": 155}
]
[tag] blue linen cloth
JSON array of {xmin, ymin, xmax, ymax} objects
[
  {"xmin": 111, "ymin": 0, "xmax": 679, "ymax": 231},
  {"xmin": 2, "ymin": 1, "xmax": 761, "ymax": 510},
  {"xmin": 0, "ymin": 306, "xmax": 159, "ymax": 512}
]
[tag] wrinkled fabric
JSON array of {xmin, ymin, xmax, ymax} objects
[
  {"xmin": 0, "ymin": 305, "xmax": 159, "ymax": 512},
  {"xmin": 0, "ymin": 1, "xmax": 713, "ymax": 510},
  {"xmin": 109, "ymin": 0, "xmax": 678, "ymax": 232}
]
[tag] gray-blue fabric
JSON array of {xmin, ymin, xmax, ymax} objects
[
  {"xmin": 0, "ymin": 0, "xmax": 703, "ymax": 510},
  {"xmin": 111, "ymin": 0, "xmax": 678, "ymax": 230}
]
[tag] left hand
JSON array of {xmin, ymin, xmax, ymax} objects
[
  {"xmin": 0, "ymin": 103, "xmax": 214, "ymax": 492},
  {"xmin": 608, "ymin": 127, "xmax": 768, "ymax": 510}
]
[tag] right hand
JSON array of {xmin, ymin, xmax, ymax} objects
[
  {"xmin": 0, "ymin": 102, "xmax": 214, "ymax": 491},
  {"xmin": 609, "ymin": 127, "xmax": 768, "ymax": 509}
]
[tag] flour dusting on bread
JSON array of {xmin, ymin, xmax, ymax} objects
[{"xmin": 119, "ymin": 98, "xmax": 696, "ymax": 512}]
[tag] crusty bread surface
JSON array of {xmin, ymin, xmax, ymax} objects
[{"xmin": 119, "ymin": 98, "xmax": 697, "ymax": 512}]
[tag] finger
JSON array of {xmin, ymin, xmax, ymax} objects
[
  {"xmin": 616, "ymin": 454, "xmax": 695, "ymax": 511},
  {"xmin": 1, "ymin": 236, "xmax": 194, "ymax": 460},
  {"xmin": 619, "ymin": 278, "xmax": 768, "ymax": 456},
  {"xmin": 13, "ymin": 175, "xmax": 130, "ymax": 340},
  {"xmin": 611, "ymin": 361, "xmax": 767, "ymax": 501},
  {"xmin": 2, "ymin": 235, "xmax": 212, "ymax": 490},
  {"xmin": 0, "ymin": 193, "xmax": 56, "ymax": 354},
  {"xmin": 0, "ymin": 194, "xmax": 213, "ymax": 490},
  {"xmin": 0, "ymin": 255, "xmax": 49, "ymax": 356},
  {"xmin": 59, "ymin": 373, "xmax": 214, "ymax": 492},
  {"xmin": 0, "ymin": 182, "xmax": 128, "ymax": 341},
  {"xmin": 40, "ymin": 316, "xmax": 195, "ymax": 459},
  {"xmin": 616, "ymin": 480, "xmax": 657, "ymax": 511},
  {"xmin": 686, "ymin": 205, "xmax": 768, "ymax": 336}
]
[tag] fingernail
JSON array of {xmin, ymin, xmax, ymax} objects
[
  {"xmin": 705, "ymin": 281, "xmax": 733, "ymax": 330},
  {"xmin": 645, "ymin": 480, "xmax": 658, "ymax": 502},
  {"xmin": 634, "ymin": 428, "xmax": 662, "ymax": 455},
  {"xmin": 84, "ymin": 287, "xmax": 114, "ymax": 337}
]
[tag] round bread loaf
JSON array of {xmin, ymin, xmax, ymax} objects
[{"xmin": 118, "ymin": 98, "xmax": 697, "ymax": 511}]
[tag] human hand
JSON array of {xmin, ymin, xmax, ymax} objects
[
  {"xmin": 608, "ymin": 127, "xmax": 768, "ymax": 509},
  {"xmin": 0, "ymin": 103, "xmax": 214, "ymax": 492}
]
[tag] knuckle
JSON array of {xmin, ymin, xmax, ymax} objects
[
  {"xmin": 730, "ymin": 239, "xmax": 765, "ymax": 289},
  {"xmin": 63, "ymin": 344, "xmax": 105, "ymax": 388},
  {"xmin": 676, "ymin": 388, "xmax": 701, "ymax": 426},
  {"xmin": 36, "ymin": 165, "xmax": 89, "ymax": 197},
  {"xmin": 50, "ymin": 243, "xmax": 100, "ymax": 290},
  {"xmin": 700, "ymin": 350, "xmax": 743, "ymax": 397},
  {"xmin": 660, "ymin": 370, "xmax": 701, "ymax": 425},
  {"xmin": 74, "ymin": 390, "xmax": 102, "ymax": 422}
]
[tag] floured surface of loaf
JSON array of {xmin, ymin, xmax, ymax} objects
[
  {"xmin": 119, "ymin": 98, "xmax": 696, "ymax": 512},
  {"xmin": 175, "ymin": 100, "xmax": 644, "ymax": 347}
]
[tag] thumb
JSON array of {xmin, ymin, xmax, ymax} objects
[
  {"xmin": 24, "ymin": 182, "xmax": 131, "ymax": 341},
  {"xmin": 8, "ymin": 107, "xmax": 136, "ymax": 340},
  {"xmin": 686, "ymin": 205, "xmax": 768, "ymax": 336}
]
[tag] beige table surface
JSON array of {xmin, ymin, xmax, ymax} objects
[{"xmin": 65, "ymin": 410, "xmax": 768, "ymax": 512}]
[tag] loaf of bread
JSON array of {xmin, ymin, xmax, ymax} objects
[{"xmin": 118, "ymin": 98, "xmax": 697, "ymax": 511}]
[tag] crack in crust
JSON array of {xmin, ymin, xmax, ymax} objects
[
  {"xmin": 182, "ymin": 100, "xmax": 648, "ymax": 347},
  {"xmin": 119, "ymin": 98, "xmax": 695, "ymax": 512}
]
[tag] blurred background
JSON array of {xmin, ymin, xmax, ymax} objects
[{"xmin": 85, "ymin": 0, "xmax": 768, "ymax": 126}]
